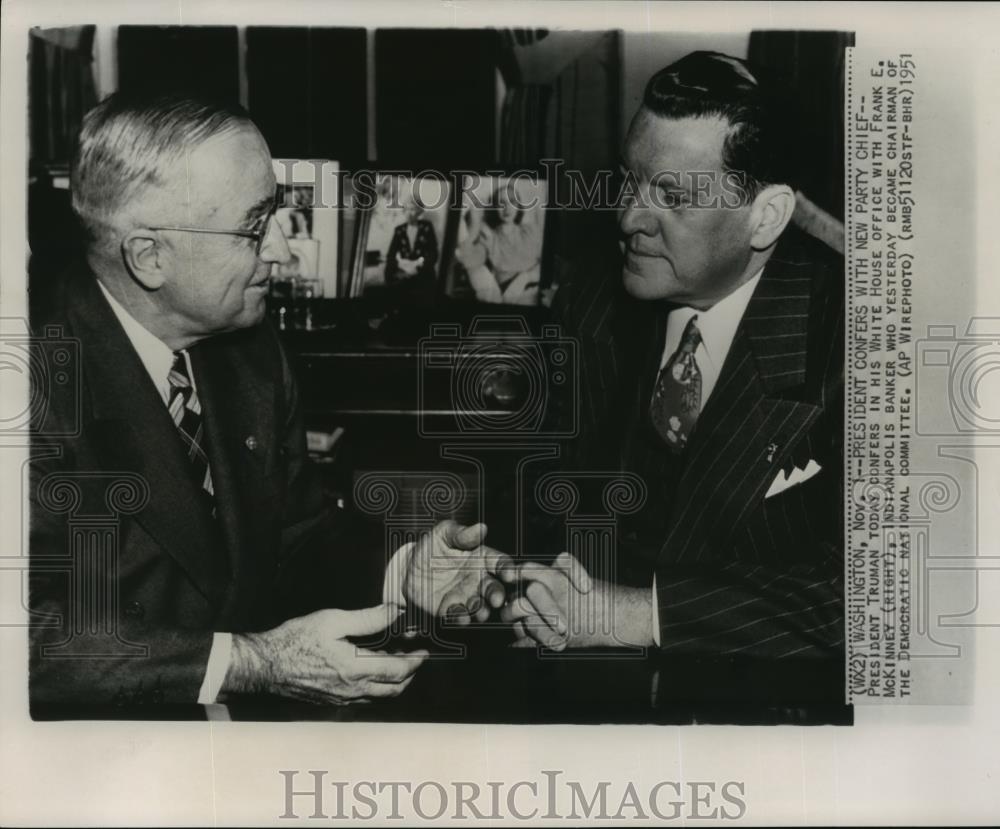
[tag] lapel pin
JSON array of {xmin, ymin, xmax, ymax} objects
[
  {"xmin": 766, "ymin": 443, "xmax": 778, "ymax": 462},
  {"xmin": 245, "ymin": 435, "xmax": 258, "ymax": 451}
]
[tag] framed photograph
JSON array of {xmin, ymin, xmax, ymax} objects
[
  {"xmin": 271, "ymin": 158, "xmax": 340, "ymax": 297},
  {"xmin": 350, "ymin": 173, "xmax": 451, "ymax": 298},
  {"xmin": 445, "ymin": 174, "xmax": 548, "ymax": 306},
  {"xmin": 9, "ymin": 4, "xmax": 1000, "ymax": 827}
]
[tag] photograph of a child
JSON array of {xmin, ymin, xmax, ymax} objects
[
  {"xmin": 448, "ymin": 175, "xmax": 547, "ymax": 305},
  {"xmin": 384, "ymin": 195, "xmax": 438, "ymax": 284},
  {"xmin": 357, "ymin": 175, "xmax": 450, "ymax": 295}
]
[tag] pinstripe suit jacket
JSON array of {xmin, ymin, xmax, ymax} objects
[{"xmin": 557, "ymin": 229, "xmax": 844, "ymax": 660}]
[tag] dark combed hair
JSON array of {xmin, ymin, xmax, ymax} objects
[{"xmin": 642, "ymin": 50, "xmax": 800, "ymax": 201}]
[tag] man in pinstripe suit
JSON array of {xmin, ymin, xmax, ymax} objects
[{"xmin": 503, "ymin": 51, "xmax": 844, "ymax": 662}]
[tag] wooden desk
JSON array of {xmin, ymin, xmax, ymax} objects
[{"xmin": 34, "ymin": 631, "xmax": 850, "ymax": 726}]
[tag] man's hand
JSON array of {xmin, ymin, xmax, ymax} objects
[
  {"xmin": 223, "ymin": 605, "xmax": 428, "ymax": 705},
  {"xmin": 402, "ymin": 520, "xmax": 512, "ymax": 624},
  {"xmin": 500, "ymin": 554, "xmax": 654, "ymax": 650},
  {"xmin": 498, "ymin": 552, "xmax": 593, "ymax": 649}
]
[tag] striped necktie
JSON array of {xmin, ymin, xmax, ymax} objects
[
  {"xmin": 649, "ymin": 315, "xmax": 703, "ymax": 453},
  {"xmin": 167, "ymin": 351, "xmax": 215, "ymax": 502}
]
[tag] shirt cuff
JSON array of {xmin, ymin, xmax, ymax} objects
[
  {"xmin": 198, "ymin": 632, "xmax": 233, "ymax": 704},
  {"xmin": 383, "ymin": 542, "xmax": 416, "ymax": 607},
  {"xmin": 197, "ymin": 543, "xmax": 415, "ymax": 705},
  {"xmin": 651, "ymin": 573, "xmax": 661, "ymax": 647}
]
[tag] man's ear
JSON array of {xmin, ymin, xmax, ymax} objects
[
  {"xmin": 748, "ymin": 185, "xmax": 796, "ymax": 251},
  {"xmin": 121, "ymin": 229, "xmax": 166, "ymax": 289}
]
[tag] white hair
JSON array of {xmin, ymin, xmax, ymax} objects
[{"xmin": 71, "ymin": 92, "xmax": 252, "ymax": 250}]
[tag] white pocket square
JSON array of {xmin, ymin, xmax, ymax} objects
[{"xmin": 765, "ymin": 459, "xmax": 823, "ymax": 498}]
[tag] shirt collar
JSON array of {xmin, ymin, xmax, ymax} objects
[
  {"xmin": 666, "ymin": 267, "xmax": 764, "ymax": 374},
  {"xmin": 695, "ymin": 267, "xmax": 763, "ymax": 367},
  {"xmin": 96, "ymin": 280, "xmax": 177, "ymax": 404}
]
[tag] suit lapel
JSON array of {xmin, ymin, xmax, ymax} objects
[
  {"xmin": 190, "ymin": 331, "xmax": 279, "ymax": 610},
  {"xmin": 658, "ymin": 253, "xmax": 823, "ymax": 564},
  {"xmin": 191, "ymin": 335, "xmax": 275, "ymax": 582},
  {"xmin": 573, "ymin": 273, "xmax": 670, "ymax": 470},
  {"xmin": 68, "ymin": 274, "xmax": 223, "ymax": 599},
  {"xmin": 617, "ymin": 305, "xmax": 668, "ymax": 468}
]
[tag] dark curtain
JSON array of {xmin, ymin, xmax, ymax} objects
[
  {"xmin": 246, "ymin": 27, "xmax": 367, "ymax": 164},
  {"xmin": 497, "ymin": 30, "xmax": 623, "ymax": 291},
  {"xmin": 28, "ymin": 26, "xmax": 98, "ymax": 165},
  {"xmin": 497, "ymin": 29, "xmax": 620, "ymax": 171},
  {"xmin": 117, "ymin": 26, "xmax": 239, "ymax": 103},
  {"xmin": 375, "ymin": 29, "xmax": 497, "ymax": 168},
  {"xmin": 28, "ymin": 26, "xmax": 97, "ymax": 311},
  {"xmin": 749, "ymin": 30, "xmax": 855, "ymax": 221},
  {"xmin": 500, "ymin": 85, "xmax": 552, "ymax": 167}
]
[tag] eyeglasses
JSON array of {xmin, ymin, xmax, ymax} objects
[{"xmin": 148, "ymin": 203, "xmax": 278, "ymax": 258}]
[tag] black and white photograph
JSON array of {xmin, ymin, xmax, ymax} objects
[
  {"xmin": 447, "ymin": 174, "xmax": 549, "ymax": 306},
  {"xmin": 352, "ymin": 174, "xmax": 451, "ymax": 298},
  {"xmin": 4, "ymin": 2, "xmax": 1000, "ymax": 826},
  {"xmin": 274, "ymin": 185, "xmax": 319, "ymax": 278},
  {"xmin": 271, "ymin": 158, "xmax": 340, "ymax": 297},
  {"xmin": 20, "ymin": 22, "xmax": 852, "ymax": 726}
]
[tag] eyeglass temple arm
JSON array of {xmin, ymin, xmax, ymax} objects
[{"xmin": 147, "ymin": 226, "xmax": 258, "ymax": 238}]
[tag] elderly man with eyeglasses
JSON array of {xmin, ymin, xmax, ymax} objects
[{"xmin": 27, "ymin": 92, "xmax": 518, "ymax": 712}]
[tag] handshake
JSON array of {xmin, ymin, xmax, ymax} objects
[
  {"xmin": 222, "ymin": 521, "xmax": 644, "ymax": 706},
  {"xmin": 400, "ymin": 520, "xmax": 596, "ymax": 651}
]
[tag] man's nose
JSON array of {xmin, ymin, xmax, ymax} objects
[
  {"xmin": 618, "ymin": 189, "xmax": 654, "ymax": 238},
  {"xmin": 260, "ymin": 215, "xmax": 292, "ymax": 264},
  {"xmin": 618, "ymin": 200, "xmax": 653, "ymax": 238}
]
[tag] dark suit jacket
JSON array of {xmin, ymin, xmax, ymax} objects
[
  {"xmin": 384, "ymin": 219, "xmax": 439, "ymax": 283},
  {"xmin": 28, "ymin": 264, "xmax": 382, "ymax": 710},
  {"xmin": 556, "ymin": 229, "xmax": 844, "ymax": 659}
]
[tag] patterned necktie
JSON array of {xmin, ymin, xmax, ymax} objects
[
  {"xmin": 649, "ymin": 315, "xmax": 703, "ymax": 453},
  {"xmin": 167, "ymin": 351, "xmax": 215, "ymax": 503}
]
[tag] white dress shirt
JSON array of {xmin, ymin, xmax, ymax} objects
[
  {"xmin": 650, "ymin": 269, "xmax": 763, "ymax": 645},
  {"xmin": 655, "ymin": 269, "xmax": 763, "ymax": 401},
  {"xmin": 98, "ymin": 282, "xmax": 411, "ymax": 703}
]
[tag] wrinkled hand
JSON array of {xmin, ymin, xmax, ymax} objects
[
  {"xmin": 498, "ymin": 552, "xmax": 594, "ymax": 650},
  {"xmin": 225, "ymin": 605, "xmax": 428, "ymax": 705},
  {"xmin": 402, "ymin": 520, "xmax": 512, "ymax": 624}
]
